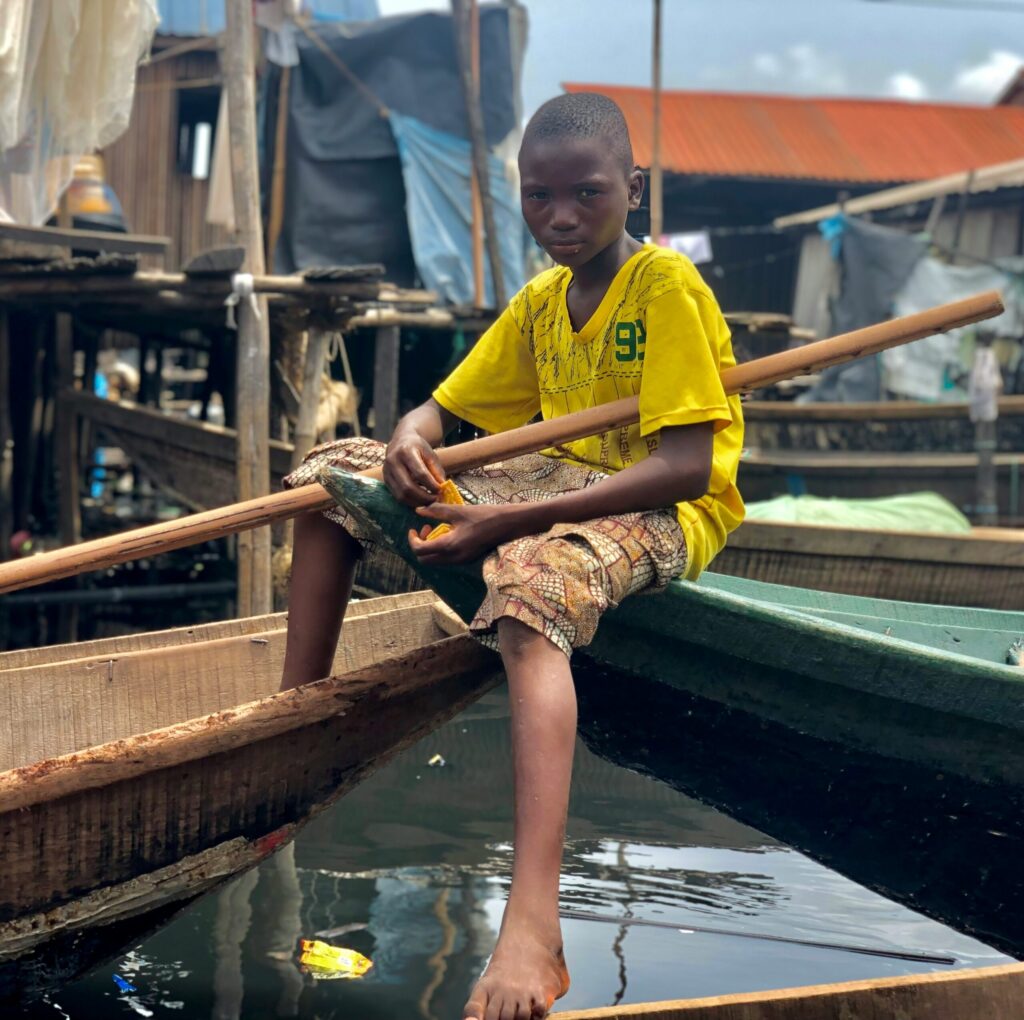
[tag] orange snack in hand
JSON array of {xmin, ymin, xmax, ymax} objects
[{"xmin": 426, "ymin": 479, "xmax": 464, "ymax": 540}]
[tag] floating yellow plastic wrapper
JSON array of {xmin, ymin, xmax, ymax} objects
[
  {"xmin": 426, "ymin": 478, "xmax": 465, "ymax": 541},
  {"xmin": 299, "ymin": 939, "xmax": 373, "ymax": 980}
]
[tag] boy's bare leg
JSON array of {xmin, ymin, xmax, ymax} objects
[
  {"xmin": 279, "ymin": 511, "xmax": 360, "ymax": 691},
  {"xmin": 464, "ymin": 618, "xmax": 574, "ymax": 1020}
]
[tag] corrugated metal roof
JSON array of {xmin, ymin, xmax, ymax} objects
[
  {"xmin": 155, "ymin": 0, "xmax": 379, "ymax": 36},
  {"xmin": 564, "ymin": 83, "xmax": 1024, "ymax": 184}
]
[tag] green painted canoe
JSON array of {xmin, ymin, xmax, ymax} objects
[{"xmin": 322, "ymin": 468, "xmax": 1024, "ymax": 790}]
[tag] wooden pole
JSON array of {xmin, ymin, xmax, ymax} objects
[
  {"xmin": 0, "ymin": 311, "xmax": 12, "ymax": 563},
  {"xmin": 649, "ymin": 0, "xmax": 663, "ymax": 243},
  {"xmin": 221, "ymin": 1, "xmax": 273, "ymax": 616},
  {"xmin": 451, "ymin": 0, "xmax": 505, "ymax": 307},
  {"xmin": 266, "ymin": 65, "xmax": 291, "ymax": 268},
  {"xmin": 372, "ymin": 325, "xmax": 401, "ymax": 441},
  {"xmin": 291, "ymin": 327, "xmax": 329, "ymax": 471},
  {"xmin": 468, "ymin": 0, "xmax": 485, "ymax": 307},
  {"xmin": 0, "ymin": 289, "xmax": 1003, "ymax": 595},
  {"xmin": 54, "ymin": 197, "xmax": 80, "ymax": 640},
  {"xmin": 972, "ymin": 334, "xmax": 1000, "ymax": 526}
]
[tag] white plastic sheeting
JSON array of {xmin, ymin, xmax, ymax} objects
[
  {"xmin": 0, "ymin": 0, "xmax": 158, "ymax": 224},
  {"xmin": 888, "ymin": 256, "xmax": 1024, "ymax": 401}
]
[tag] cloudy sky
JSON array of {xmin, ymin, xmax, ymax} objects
[{"xmin": 378, "ymin": 0, "xmax": 1024, "ymax": 115}]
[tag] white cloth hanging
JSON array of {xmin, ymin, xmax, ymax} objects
[{"xmin": 0, "ymin": 0, "xmax": 158, "ymax": 224}]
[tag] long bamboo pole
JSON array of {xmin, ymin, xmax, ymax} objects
[{"xmin": 0, "ymin": 290, "xmax": 1003, "ymax": 595}]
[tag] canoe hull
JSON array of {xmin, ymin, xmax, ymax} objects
[
  {"xmin": 716, "ymin": 519, "xmax": 1024, "ymax": 609},
  {"xmin": 0, "ymin": 595, "xmax": 500, "ymax": 1001},
  {"xmin": 574, "ymin": 653, "xmax": 1024, "ymax": 958},
  {"xmin": 321, "ymin": 468, "xmax": 1024, "ymax": 956},
  {"xmin": 554, "ymin": 962, "xmax": 1024, "ymax": 1019}
]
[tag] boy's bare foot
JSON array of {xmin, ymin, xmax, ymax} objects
[{"xmin": 463, "ymin": 927, "xmax": 570, "ymax": 1020}]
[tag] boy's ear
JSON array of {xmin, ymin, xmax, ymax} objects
[{"xmin": 627, "ymin": 167, "xmax": 644, "ymax": 211}]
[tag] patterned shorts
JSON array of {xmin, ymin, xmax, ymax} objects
[{"xmin": 285, "ymin": 438, "xmax": 688, "ymax": 657}]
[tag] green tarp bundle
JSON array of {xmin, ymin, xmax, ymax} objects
[{"xmin": 744, "ymin": 492, "xmax": 972, "ymax": 534}]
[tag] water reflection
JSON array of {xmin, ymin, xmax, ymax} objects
[
  {"xmin": 210, "ymin": 844, "xmax": 303, "ymax": 1020},
  {"xmin": 39, "ymin": 689, "xmax": 1008, "ymax": 1019}
]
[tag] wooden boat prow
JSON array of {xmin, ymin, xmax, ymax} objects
[
  {"xmin": 554, "ymin": 962, "xmax": 1024, "ymax": 1019},
  {"xmin": 0, "ymin": 591, "xmax": 501, "ymax": 1001}
]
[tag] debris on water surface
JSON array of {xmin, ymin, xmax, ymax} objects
[
  {"xmin": 298, "ymin": 939, "xmax": 373, "ymax": 980},
  {"xmin": 315, "ymin": 922, "xmax": 368, "ymax": 939},
  {"xmin": 427, "ymin": 753, "xmax": 446, "ymax": 767},
  {"xmin": 113, "ymin": 974, "xmax": 137, "ymax": 993}
]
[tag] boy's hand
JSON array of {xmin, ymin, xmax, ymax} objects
[
  {"xmin": 383, "ymin": 432, "xmax": 446, "ymax": 507},
  {"xmin": 408, "ymin": 503, "xmax": 519, "ymax": 565}
]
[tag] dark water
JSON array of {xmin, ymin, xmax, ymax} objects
[{"xmin": 34, "ymin": 688, "xmax": 1008, "ymax": 1019}]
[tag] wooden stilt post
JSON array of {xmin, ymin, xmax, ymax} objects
[
  {"xmin": 972, "ymin": 333, "xmax": 1000, "ymax": 526},
  {"xmin": 291, "ymin": 327, "xmax": 329, "ymax": 471},
  {"xmin": 467, "ymin": 1, "xmax": 484, "ymax": 307},
  {"xmin": 0, "ymin": 311, "xmax": 12, "ymax": 563},
  {"xmin": 372, "ymin": 325, "xmax": 401, "ymax": 441},
  {"xmin": 0, "ymin": 310, "xmax": 9, "ymax": 651},
  {"xmin": 222, "ymin": 0, "xmax": 273, "ymax": 616},
  {"xmin": 266, "ymin": 65, "xmax": 291, "ymax": 268},
  {"xmin": 451, "ymin": 0, "xmax": 505, "ymax": 307},
  {"xmin": 649, "ymin": 0, "xmax": 664, "ymax": 243}
]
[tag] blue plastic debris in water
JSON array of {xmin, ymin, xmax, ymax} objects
[{"xmin": 113, "ymin": 974, "xmax": 137, "ymax": 993}]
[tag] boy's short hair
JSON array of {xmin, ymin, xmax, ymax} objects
[{"xmin": 522, "ymin": 92, "xmax": 635, "ymax": 176}]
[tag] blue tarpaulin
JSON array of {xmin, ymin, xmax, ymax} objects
[{"xmin": 389, "ymin": 112, "xmax": 525, "ymax": 307}]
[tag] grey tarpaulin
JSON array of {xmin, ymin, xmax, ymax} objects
[
  {"xmin": 801, "ymin": 216, "xmax": 927, "ymax": 402},
  {"xmin": 266, "ymin": 8, "xmax": 518, "ymax": 288}
]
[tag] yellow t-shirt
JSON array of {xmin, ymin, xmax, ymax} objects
[{"xmin": 432, "ymin": 244, "xmax": 745, "ymax": 578}]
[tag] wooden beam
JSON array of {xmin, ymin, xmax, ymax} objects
[
  {"xmin": 372, "ymin": 325, "xmax": 401, "ymax": 441},
  {"xmin": 0, "ymin": 270, "xmax": 436, "ymax": 305},
  {"xmin": 0, "ymin": 222, "xmax": 170, "ymax": 256},
  {"xmin": 222, "ymin": 2, "xmax": 273, "ymax": 616}
]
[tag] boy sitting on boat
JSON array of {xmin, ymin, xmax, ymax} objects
[{"xmin": 281, "ymin": 92, "xmax": 745, "ymax": 1020}]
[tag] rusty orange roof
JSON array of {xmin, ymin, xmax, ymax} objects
[{"xmin": 564, "ymin": 83, "xmax": 1024, "ymax": 184}]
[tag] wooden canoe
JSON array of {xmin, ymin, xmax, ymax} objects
[
  {"xmin": 322, "ymin": 468, "xmax": 1024, "ymax": 955},
  {"xmin": 553, "ymin": 963, "xmax": 1024, "ymax": 1019},
  {"xmin": 0, "ymin": 591, "xmax": 500, "ymax": 1001},
  {"xmin": 715, "ymin": 518, "xmax": 1024, "ymax": 609},
  {"xmin": 737, "ymin": 448, "xmax": 1024, "ymax": 525}
]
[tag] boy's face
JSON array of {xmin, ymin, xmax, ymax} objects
[{"xmin": 518, "ymin": 136, "xmax": 644, "ymax": 270}]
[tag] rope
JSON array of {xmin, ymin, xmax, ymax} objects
[
  {"xmin": 296, "ymin": 21, "xmax": 390, "ymax": 119},
  {"xmin": 224, "ymin": 273, "xmax": 262, "ymax": 329},
  {"xmin": 325, "ymin": 330, "xmax": 361, "ymax": 437}
]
